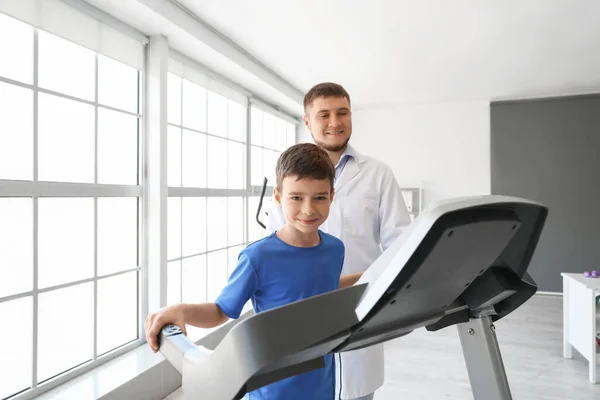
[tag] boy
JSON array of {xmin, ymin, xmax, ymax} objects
[{"xmin": 144, "ymin": 143, "xmax": 362, "ymax": 399}]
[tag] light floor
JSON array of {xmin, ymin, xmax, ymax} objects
[{"xmin": 165, "ymin": 295, "xmax": 600, "ymax": 399}]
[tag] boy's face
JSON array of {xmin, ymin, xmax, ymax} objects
[{"xmin": 274, "ymin": 176, "xmax": 334, "ymax": 235}]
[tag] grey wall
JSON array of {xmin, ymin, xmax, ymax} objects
[{"xmin": 491, "ymin": 94, "xmax": 600, "ymax": 292}]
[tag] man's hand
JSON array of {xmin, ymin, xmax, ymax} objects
[
  {"xmin": 339, "ymin": 272, "xmax": 364, "ymax": 289},
  {"xmin": 144, "ymin": 304, "xmax": 187, "ymax": 353}
]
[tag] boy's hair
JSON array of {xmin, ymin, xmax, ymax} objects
[
  {"xmin": 303, "ymin": 82, "xmax": 351, "ymax": 113},
  {"xmin": 276, "ymin": 143, "xmax": 335, "ymax": 191}
]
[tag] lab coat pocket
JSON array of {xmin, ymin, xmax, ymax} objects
[{"xmin": 343, "ymin": 197, "xmax": 378, "ymax": 237}]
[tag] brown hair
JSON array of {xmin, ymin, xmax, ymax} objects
[
  {"xmin": 303, "ymin": 82, "xmax": 351, "ymax": 112},
  {"xmin": 275, "ymin": 143, "xmax": 335, "ymax": 190}
]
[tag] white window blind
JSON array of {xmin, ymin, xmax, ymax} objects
[
  {"xmin": 169, "ymin": 51, "xmax": 249, "ymax": 107},
  {"xmin": 0, "ymin": 0, "xmax": 145, "ymax": 70},
  {"xmin": 250, "ymin": 97, "xmax": 301, "ymax": 126}
]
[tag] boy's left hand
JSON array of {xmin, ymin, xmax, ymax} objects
[{"xmin": 144, "ymin": 304, "xmax": 187, "ymax": 353}]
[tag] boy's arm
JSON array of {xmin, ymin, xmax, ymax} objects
[
  {"xmin": 145, "ymin": 251, "xmax": 258, "ymax": 353},
  {"xmin": 339, "ymin": 271, "xmax": 363, "ymax": 289},
  {"xmin": 144, "ymin": 302, "xmax": 229, "ymax": 353}
]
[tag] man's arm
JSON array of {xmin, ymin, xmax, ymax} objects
[
  {"xmin": 144, "ymin": 302, "xmax": 228, "ymax": 353},
  {"xmin": 379, "ymin": 166, "xmax": 412, "ymax": 250},
  {"xmin": 339, "ymin": 272, "xmax": 363, "ymax": 289}
]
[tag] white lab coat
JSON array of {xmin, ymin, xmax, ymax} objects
[{"xmin": 266, "ymin": 145, "xmax": 412, "ymax": 399}]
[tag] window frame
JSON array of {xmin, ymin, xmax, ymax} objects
[
  {"xmin": 0, "ymin": 15, "xmax": 299, "ymax": 400},
  {"xmin": 247, "ymin": 101, "xmax": 299, "ymax": 242},
  {"xmin": 165, "ymin": 69, "xmax": 250, "ymax": 308},
  {"xmin": 0, "ymin": 23, "xmax": 144, "ymax": 400}
]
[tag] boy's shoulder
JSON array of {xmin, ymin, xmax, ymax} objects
[
  {"xmin": 239, "ymin": 233, "xmax": 279, "ymax": 262},
  {"xmin": 243, "ymin": 233, "xmax": 276, "ymax": 252},
  {"xmin": 319, "ymin": 231, "xmax": 344, "ymax": 249}
]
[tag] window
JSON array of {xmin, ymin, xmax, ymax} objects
[
  {"xmin": 0, "ymin": 5, "xmax": 299, "ymax": 398},
  {"xmin": 249, "ymin": 105, "xmax": 297, "ymax": 241},
  {"xmin": 0, "ymin": 13, "xmax": 142, "ymax": 400},
  {"xmin": 166, "ymin": 67, "xmax": 298, "ymax": 318},
  {"xmin": 166, "ymin": 72, "xmax": 248, "ymax": 311}
]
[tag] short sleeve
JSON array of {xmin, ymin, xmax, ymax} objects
[
  {"xmin": 338, "ymin": 240, "xmax": 345, "ymax": 274},
  {"xmin": 215, "ymin": 251, "xmax": 258, "ymax": 319}
]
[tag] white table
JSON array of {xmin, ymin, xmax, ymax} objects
[{"xmin": 562, "ymin": 272, "xmax": 600, "ymax": 383}]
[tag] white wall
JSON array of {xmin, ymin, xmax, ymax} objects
[
  {"xmin": 350, "ymin": 101, "xmax": 491, "ymax": 209},
  {"xmin": 296, "ymin": 121, "xmax": 312, "ymax": 143}
]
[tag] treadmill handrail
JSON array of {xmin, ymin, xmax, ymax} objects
[
  {"xmin": 156, "ymin": 194, "xmax": 548, "ymax": 400},
  {"xmin": 256, "ymin": 176, "xmax": 268, "ymax": 229}
]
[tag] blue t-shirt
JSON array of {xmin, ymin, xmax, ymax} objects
[{"xmin": 215, "ymin": 230, "xmax": 345, "ymax": 400}]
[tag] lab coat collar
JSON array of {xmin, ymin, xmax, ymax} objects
[
  {"xmin": 341, "ymin": 144, "xmax": 364, "ymax": 164},
  {"xmin": 334, "ymin": 144, "xmax": 363, "ymax": 191}
]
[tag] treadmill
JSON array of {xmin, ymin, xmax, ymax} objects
[{"xmin": 157, "ymin": 195, "xmax": 548, "ymax": 400}]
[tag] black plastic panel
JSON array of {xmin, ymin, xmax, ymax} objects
[
  {"xmin": 337, "ymin": 206, "xmax": 527, "ymax": 352},
  {"xmin": 158, "ymin": 199, "xmax": 549, "ymax": 399}
]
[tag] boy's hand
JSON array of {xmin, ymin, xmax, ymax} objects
[{"xmin": 144, "ymin": 304, "xmax": 187, "ymax": 353}]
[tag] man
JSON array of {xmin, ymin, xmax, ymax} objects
[{"xmin": 266, "ymin": 82, "xmax": 412, "ymax": 400}]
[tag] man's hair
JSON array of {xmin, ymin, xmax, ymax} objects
[
  {"xmin": 276, "ymin": 143, "xmax": 335, "ymax": 190},
  {"xmin": 303, "ymin": 82, "xmax": 351, "ymax": 112}
]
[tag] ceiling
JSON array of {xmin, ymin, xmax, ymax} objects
[{"xmin": 175, "ymin": 0, "xmax": 600, "ymax": 110}]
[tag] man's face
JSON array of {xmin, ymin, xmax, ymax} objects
[
  {"xmin": 304, "ymin": 96, "xmax": 352, "ymax": 152},
  {"xmin": 274, "ymin": 176, "xmax": 334, "ymax": 235}
]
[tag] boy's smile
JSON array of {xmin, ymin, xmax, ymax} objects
[{"xmin": 298, "ymin": 218, "xmax": 318, "ymax": 225}]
